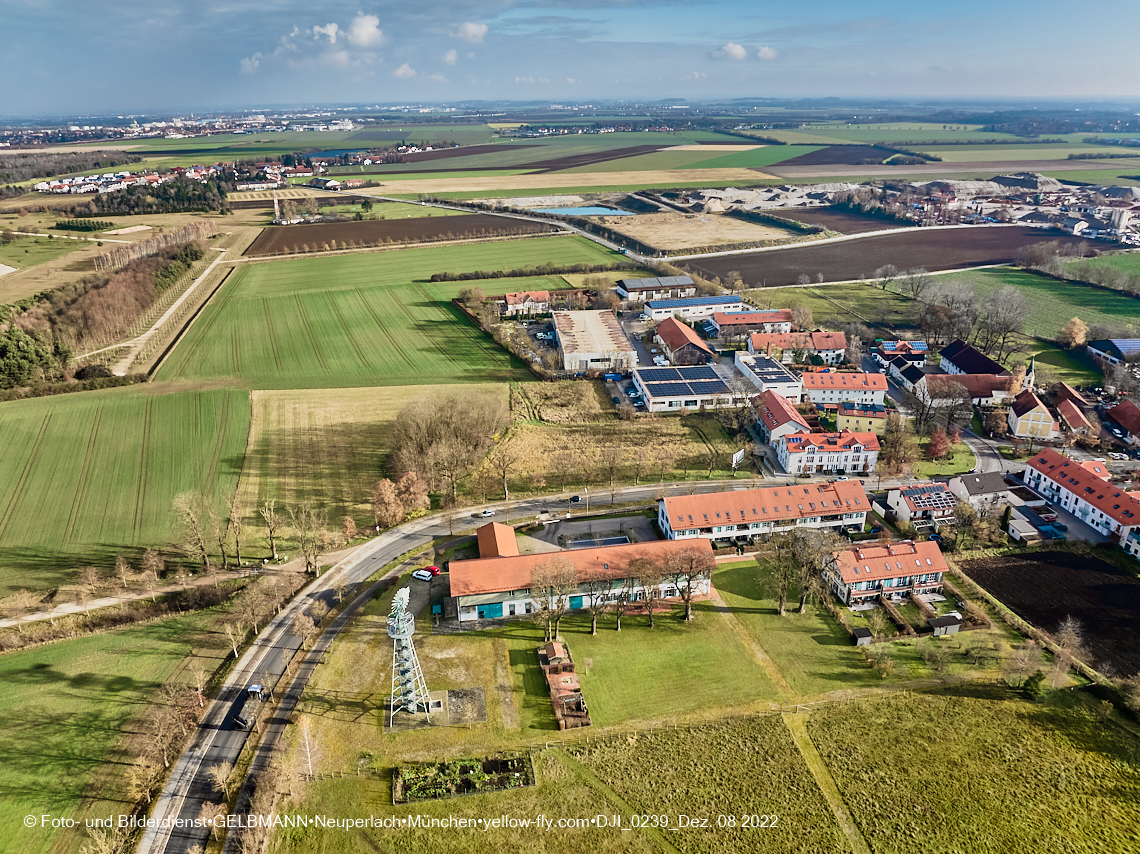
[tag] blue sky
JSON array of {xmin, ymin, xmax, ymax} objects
[{"xmin": 2, "ymin": 0, "xmax": 1138, "ymax": 116}]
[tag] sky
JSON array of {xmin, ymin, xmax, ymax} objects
[{"xmin": 2, "ymin": 0, "xmax": 1139, "ymax": 116}]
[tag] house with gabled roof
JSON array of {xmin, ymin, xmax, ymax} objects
[
  {"xmin": 499, "ymin": 290, "xmax": 550, "ymax": 316},
  {"xmin": 752, "ymin": 389, "xmax": 811, "ymax": 444},
  {"xmin": 1057, "ymin": 398, "xmax": 1093, "ymax": 436},
  {"xmin": 825, "ymin": 540, "xmax": 948, "ymax": 605},
  {"xmin": 887, "ymin": 482, "xmax": 957, "ymax": 529},
  {"xmin": 940, "ymin": 339, "xmax": 1009, "ymax": 377},
  {"xmin": 1105, "ymin": 399, "xmax": 1140, "ymax": 445},
  {"xmin": 776, "ymin": 430, "xmax": 879, "ymax": 475},
  {"xmin": 1008, "ymin": 390, "xmax": 1059, "ymax": 439},
  {"xmin": 1023, "ymin": 448, "xmax": 1140, "ymax": 558},
  {"xmin": 801, "ymin": 372, "xmax": 887, "ymax": 407},
  {"xmin": 653, "ymin": 317, "xmax": 714, "ymax": 365},
  {"xmin": 748, "ymin": 331, "xmax": 847, "ymax": 365}
]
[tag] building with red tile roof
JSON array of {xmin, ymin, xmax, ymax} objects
[
  {"xmin": 919, "ymin": 373, "xmax": 1013, "ymax": 406},
  {"xmin": 658, "ymin": 480, "xmax": 869, "ymax": 542},
  {"xmin": 476, "ymin": 522, "xmax": 520, "ymax": 559},
  {"xmin": 449, "ymin": 539, "xmax": 713, "ymax": 622},
  {"xmin": 1023, "ymin": 448, "xmax": 1140, "ymax": 558},
  {"xmin": 748, "ymin": 331, "xmax": 847, "ymax": 365},
  {"xmin": 653, "ymin": 317, "xmax": 714, "ymax": 365},
  {"xmin": 826, "ymin": 540, "xmax": 948, "ymax": 604},
  {"xmin": 1056, "ymin": 398, "xmax": 1093, "ymax": 435},
  {"xmin": 1106, "ymin": 399, "xmax": 1140, "ymax": 444},
  {"xmin": 708, "ymin": 309, "xmax": 792, "ymax": 338},
  {"xmin": 776, "ymin": 430, "xmax": 880, "ymax": 475},
  {"xmin": 801, "ymin": 372, "xmax": 887, "ymax": 407},
  {"xmin": 752, "ymin": 389, "xmax": 810, "ymax": 444},
  {"xmin": 1008, "ymin": 390, "xmax": 1059, "ymax": 439},
  {"xmin": 499, "ymin": 290, "xmax": 550, "ymax": 315}
]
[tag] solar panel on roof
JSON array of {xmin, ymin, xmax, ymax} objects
[
  {"xmin": 677, "ymin": 365, "xmax": 718, "ymax": 380},
  {"xmin": 689, "ymin": 381, "xmax": 729, "ymax": 395},
  {"xmin": 646, "ymin": 382, "xmax": 692, "ymax": 397},
  {"xmin": 638, "ymin": 367, "xmax": 681, "ymax": 381}
]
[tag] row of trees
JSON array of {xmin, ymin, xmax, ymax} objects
[{"xmin": 529, "ymin": 547, "xmax": 715, "ymax": 640}]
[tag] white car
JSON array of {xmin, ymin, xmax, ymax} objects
[
  {"xmin": 1110, "ymin": 452, "xmax": 1128, "ymax": 460},
  {"xmin": 412, "ymin": 569, "xmax": 435, "ymax": 582},
  {"xmin": 479, "ymin": 509, "xmax": 496, "ymax": 518}
]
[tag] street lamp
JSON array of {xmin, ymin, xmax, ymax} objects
[{"xmin": 585, "ymin": 487, "xmax": 589, "ymax": 516}]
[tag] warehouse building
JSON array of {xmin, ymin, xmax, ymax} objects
[
  {"xmin": 553, "ymin": 310, "xmax": 637, "ymax": 372},
  {"xmin": 631, "ymin": 364, "xmax": 746, "ymax": 412},
  {"xmin": 643, "ymin": 295, "xmax": 744, "ymax": 321},
  {"xmin": 616, "ymin": 275, "xmax": 697, "ymax": 301}
]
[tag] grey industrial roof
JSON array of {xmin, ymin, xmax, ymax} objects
[{"xmin": 617, "ymin": 275, "xmax": 694, "ymax": 290}]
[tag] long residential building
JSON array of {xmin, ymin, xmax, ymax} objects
[
  {"xmin": 709, "ymin": 309, "xmax": 793, "ymax": 338},
  {"xmin": 801, "ymin": 371, "xmax": 887, "ymax": 407},
  {"xmin": 658, "ymin": 480, "xmax": 869, "ymax": 544},
  {"xmin": 776, "ymin": 430, "xmax": 879, "ymax": 475},
  {"xmin": 449, "ymin": 531, "xmax": 714, "ymax": 622},
  {"xmin": 748, "ymin": 331, "xmax": 847, "ymax": 365},
  {"xmin": 825, "ymin": 540, "xmax": 948, "ymax": 605},
  {"xmin": 1023, "ymin": 448, "xmax": 1140, "ymax": 558}
]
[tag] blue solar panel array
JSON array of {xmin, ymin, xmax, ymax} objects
[
  {"xmin": 636, "ymin": 365, "xmax": 730, "ymax": 400},
  {"xmin": 644, "ymin": 296, "xmax": 743, "ymax": 310}
]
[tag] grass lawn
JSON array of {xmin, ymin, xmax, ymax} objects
[
  {"xmin": 238, "ymin": 384, "xmax": 510, "ymax": 527},
  {"xmin": 1028, "ymin": 341, "xmax": 1101, "ymax": 386},
  {"xmin": 745, "ymin": 283, "xmax": 919, "ymax": 332},
  {"xmin": 914, "ymin": 435, "xmax": 976, "ymax": 478},
  {"xmin": 0, "ymin": 385, "xmax": 250, "ymax": 593},
  {"xmin": 0, "ymin": 234, "xmax": 87, "ymax": 270},
  {"xmin": 0, "ymin": 609, "xmax": 218, "ymax": 854},
  {"xmin": 154, "ymin": 236, "xmax": 619, "ymax": 389},
  {"xmin": 808, "ymin": 688, "xmax": 1140, "ymax": 854},
  {"xmin": 1073, "ymin": 250, "xmax": 1140, "ymax": 276}
]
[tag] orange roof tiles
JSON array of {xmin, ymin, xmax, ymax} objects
[
  {"xmin": 782, "ymin": 430, "xmax": 880, "ymax": 454},
  {"xmin": 1028, "ymin": 448, "xmax": 1140, "ymax": 526},
  {"xmin": 712, "ymin": 310, "xmax": 792, "ymax": 326},
  {"xmin": 449, "ymin": 538, "xmax": 713, "ymax": 598},
  {"xmin": 749, "ymin": 331, "xmax": 847, "ymax": 352},
  {"xmin": 801, "ymin": 372, "xmax": 887, "ymax": 391},
  {"xmin": 834, "ymin": 540, "xmax": 948, "ymax": 585},
  {"xmin": 655, "ymin": 317, "xmax": 713, "ymax": 355},
  {"xmin": 753, "ymin": 390, "xmax": 810, "ymax": 431},
  {"xmin": 504, "ymin": 290, "xmax": 550, "ymax": 306},
  {"xmin": 662, "ymin": 480, "xmax": 869, "ymax": 529},
  {"xmin": 1109, "ymin": 399, "xmax": 1140, "ymax": 436},
  {"xmin": 1057, "ymin": 398, "xmax": 1092, "ymax": 433},
  {"xmin": 476, "ymin": 522, "xmax": 520, "ymax": 559}
]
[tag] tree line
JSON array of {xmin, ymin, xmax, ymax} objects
[
  {"xmin": 93, "ymin": 220, "xmax": 211, "ymax": 271},
  {"xmin": 65, "ymin": 175, "xmax": 233, "ymax": 218},
  {"xmin": 0, "ymin": 150, "xmax": 142, "ymax": 184}
]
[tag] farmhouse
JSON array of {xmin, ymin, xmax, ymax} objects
[
  {"xmin": 553, "ymin": 310, "xmax": 637, "ymax": 372},
  {"xmin": 615, "ymin": 275, "xmax": 696, "ymax": 301},
  {"xmin": 886, "ymin": 482, "xmax": 957, "ymax": 529},
  {"xmin": 643, "ymin": 295, "xmax": 743, "ymax": 321},
  {"xmin": 825, "ymin": 540, "xmax": 948, "ymax": 605},
  {"xmin": 1023, "ymin": 448, "xmax": 1140, "ymax": 556},
  {"xmin": 752, "ymin": 389, "xmax": 811, "ymax": 445},
  {"xmin": 801, "ymin": 372, "xmax": 887, "ymax": 407},
  {"xmin": 1007, "ymin": 390, "xmax": 1060, "ymax": 439},
  {"xmin": 1104, "ymin": 399, "xmax": 1140, "ymax": 444},
  {"xmin": 734, "ymin": 351, "xmax": 803, "ymax": 401},
  {"xmin": 916, "ymin": 373, "xmax": 1013, "ymax": 407},
  {"xmin": 448, "ymin": 536, "xmax": 714, "ymax": 622},
  {"xmin": 1057, "ymin": 398, "xmax": 1094, "ymax": 437},
  {"xmin": 940, "ymin": 339, "xmax": 1009, "ymax": 377},
  {"xmin": 874, "ymin": 340, "xmax": 929, "ymax": 367},
  {"xmin": 776, "ymin": 430, "xmax": 879, "ymax": 476},
  {"xmin": 631, "ymin": 364, "xmax": 744, "ymax": 412},
  {"xmin": 658, "ymin": 480, "xmax": 870, "ymax": 545},
  {"xmin": 653, "ymin": 317, "xmax": 714, "ymax": 365},
  {"xmin": 709, "ymin": 309, "xmax": 793, "ymax": 338},
  {"xmin": 498, "ymin": 290, "xmax": 550, "ymax": 316},
  {"xmin": 1087, "ymin": 339, "xmax": 1140, "ymax": 368},
  {"xmin": 837, "ymin": 402, "xmax": 888, "ymax": 434},
  {"xmin": 748, "ymin": 331, "xmax": 847, "ymax": 365}
]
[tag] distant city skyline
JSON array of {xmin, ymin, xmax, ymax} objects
[{"xmin": 2, "ymin": 0, "xmax": 1139, "ymax": 116}]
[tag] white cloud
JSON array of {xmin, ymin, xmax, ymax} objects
[
  {"xmin": 451, "ymin": 22, "xmax": 488, "ymax": 43},
  {"xmin": 443, "ymin": 48, "xmax": 458, "ymax": 66},
  {"xmin": 757, "ymin": 45, "xmax": 778, "ymax": 60},
  {"xmin": 393, "ymin": 63, "xmax": 417, "ymax": 79},
  {"xmin": 515, "ymin": 75, "xmax": 535, "ymax": 84},
  {"xmin": 346, "ymin": 13, "xmax": 383, "ymax": 48},
  {"xmin": 427, "ymin": 73, "xmax": 448, "ymax": 82},
  {"xmin": 713, "ymin": 42, "xmax": 747, "ymax": 61},
  {"xmin": 240, "ymin": 52, "xmax": 262, "ymax": 74},
  {"xmin": 566, "ymin": 77, "xmax": 576, "ymax": 84},
  {"xmin": 312, "ymin": 22, "xmax": 339, "ymax": 44}
]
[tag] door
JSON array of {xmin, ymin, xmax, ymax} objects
[
  {"xmin": 569, "ymin": 596, "xmax": 584, "ymax": 610},
  {"xmin": 477, "ymin": 602, "xmax": 504, "ymax": 619}
]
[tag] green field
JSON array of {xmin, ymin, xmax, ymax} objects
[
  {"xmin": 809, "ymin": 690, "xmax": 1140, "ymax": 854},
  {"xmin": 0, "ymin": 234, "xmax": 88, "ymax": 271},
  {"xmin": 1075, "ymin": 250, "xmax": 1140, "ymax": 275},
  {"xmin": 0, "ymin": 386, "xmax": 250, "ymax": 592},
  {"xmin": 155, "ymin": 237, "xmax": 619, "ymax": 388},
  {"xmin": 0, "ymin": 609, "xmax": 214, "ymax": 854}
]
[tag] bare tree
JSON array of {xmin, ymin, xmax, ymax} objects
[
  {"xmin": 77, "ymin": 566, "xmax": 104, "ymax": 619},
  {"xmin": 223, "ymin": 620, "xmax": 245, "ymax": 659},
  {"xmin": 764, "ymin": 534, "xmax": 797, "ymax": 616},
  {"xmin": 260, "ymin": 498, "xmax": 284, "ymax": 559},
  {"xmin": 664, "ymin": 547, "xmax": 715, "ymax": 621},
  {"xmin": 1052, "ymin": 615, "xmax": 1089, "ymax": 686},
  {"xmin": 115, "ymin": 554, "xmax": 134, "ymax": 591},
  {"xmin": 583, "ymin": 577, "xmax": 611, "ymax": 635},
  {"xmin": 598, "ymin": 444, "xmax": 625, "ymax": 489},
  {"xmin": 532, "ymin": 556, "xmax": 579, "ymax": 640},
  {"xmin": 124, "ymin": 756, "xmax": 164, "ymax": 805},
  {"xmin": 207, "ymin": 761, "xmax": 236, "ymax": 800},
  {"xmin": 190, "ymin": 661, "xmax": 209, "ymax": 708},
  {"xmin": 228, "ymin": 494, "xmax": 245, "ymax": 567},
  {"xmin": 612, "ymin": 575, "xmax": 635, "ymax": 631},
  {"xmin": 634, "ymin": 559, "xmax": 665, "ymax": 628},
  {"xmin": 1057, "ymin": 316, "xmax": 1089, "ymax": 349},
  {"xmin": 488, "ymin": 443, "xmax": 520, "ymax": 500},
  {"xmin": 899, "ymin": 268, "xmax": 931, "ymax": 300},
  {"xmin": 790, "ymin": 305, "xmax": 813, "ymax": 331},
  {"xmin": 173, "ymin": 492, "xmax": 210, "ymax": 570},
  {"xmin": 371, "ymin": 479, "xmax": 403, "ymax": 528},
  {"xmin": 791, "ymin": 529, "xmax": 843, "ymax": 614},
  {"xmin": 207, "ymin": 508, "xmax": 230, "ymax": 571},
  {"xmin": 974, "ymin": 285, "xmax": 1029, "ymax": 361},
  {"xmin": 289, "ymin": 503, "xmax": 326, "ymax": 574}
]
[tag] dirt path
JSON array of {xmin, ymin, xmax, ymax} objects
[
  {"xmin": 783, "ymin": 712, "xmax": 871, "ymax": 854},
  {"xmin": 550, "ymin": 749, "xmax": 683, "ymax": 854},
  {"xmin": 708, "ymin": 588, "xmax": 795, "ymax": 700},
  {"xmin": 493, "ymin": 639, "xmax": 520, "ymax": 730}
]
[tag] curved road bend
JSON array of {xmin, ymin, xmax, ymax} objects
[{"xmin": 139, "ymin": 480, "xmax": 759, "ymax": 854}]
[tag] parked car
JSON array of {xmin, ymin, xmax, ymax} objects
[
  {"xmin": 569, "ymin": 495, "xmax": 582, "ymax": 504},
  {"xmin": 412, "ymin": 569, "xmax": 436, "ymax": 582},
  {"xmin": 1110, "ymin": 452, "xmax": 1128, "ymax": 460},
  {"xmin": 1038, "ymin": 508, "xmax": 1058, "ymax": 522},
  {"xmin": 1053, "ymin": 523, "xmax": 1068, "ymax": 532},
  {"xmin": 613, "ymin": 396, "xmax": 621, "ymax": 404},
  {"xmin": 479, "ymin": 509, "xmax": 496, "ymax": 518}
]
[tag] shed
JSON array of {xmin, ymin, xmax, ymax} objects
[
  {"xmin": 929, "ymin": 615, "xmax": 962, "ymax": 636},
  {"xmin": 852, "ymin": 627, "xmax": 873, "ymax": 646}
]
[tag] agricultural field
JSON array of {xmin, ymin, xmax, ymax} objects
[
  {"xmin": 0, "ymin": 386, "xmax": 250, "ymax": 593},
  {"xmin": 155, "ymin": 236, "xmax": 618, "ymax": 388},
  {"xmin": 774, "ymin": 207, "xmax": 899, "ymax": 234},
  {"xmin": 690, "ymin": 228, "xmax": 1093, "ymax": 288},
  {"xmin": 808, "ymin": 689, "xmax": 1140, "ymax": 854},
  {"xmin": 1072, "ymin": 249, "xmax": 1140, "ymax": 276},
  {"xmin": 0, "ymin": 608, "xmax": 219, "ymax": 854},
  {"xmin": 244, "ymin": 213, "xmax": 561, "ymax": 257},
  {"xmin": 237, "ymin": 384, "xmax": 510, "ymax": 527},
  {"xmin": 590, "ymin": 211, "xmax": 794, "ymax": 250},
  {"xmin": 568, "ymin": 717, "xmax": 850, "ymax": 854},
  {"xmin": 958, "ymin": 551, "xmax": 1140, "ymax": 677}
]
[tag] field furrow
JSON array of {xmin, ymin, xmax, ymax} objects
[
  {"xmin": 61, "ymin": 405, "xmax": 105, "ymax": 545},
  {"xmin": 130, "ymin": 397, "xmax": 154, "ymax": 543},
  {"xmin": 261, "ymin": 296, "xmax": 283, "ymax": 372},
  {"xmin": 0, "ymin": 413, "xmax": 53, "ymax": 544},
  {"xmin": 324, "ymin": 291, "xmax": 370, "ymax": 371},
  {"xmin": 293, "ymin": 293, "xmax": 329, "ymax": 373}
]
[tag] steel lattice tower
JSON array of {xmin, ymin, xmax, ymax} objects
[{"xmin": 387, "ymin": 588, "xmax": 431, "ymax": 726}]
